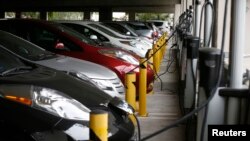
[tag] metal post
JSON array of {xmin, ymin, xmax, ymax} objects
[
  {"xmin": 147, "ymin": 49, "xmax": 154, "ymax": 70},
  {"xmin": 194, "ymin": 0, "xmax": 201, "ymax": 37},
  {"xmin": 139, "ymin": 58, "xmax": 148, "ymax": 117},
  {"xmin": 84, "ymin": 11, "xmax": 91, "ymax": 20},
  {"xmin": 125, "ymin": 72, "xmax": 136, "ymax": 110},
  {"xmin": 204, "ymin": 0, "xmax": 213, "ymax": 47},
  {"xmin": 184, "ymin": 36, "xmax": 199, "ymax": 110},
  {"xmin": 153, "ymin": 43, "xmax": 160, "ymax": 73},
  {"xmin": 40, "ymin": 11, "xmax": 47, "ymax": 20},
  {"xmin": 90, "ymin": 110, "xmax": 108, "ymax": 141},
  {"xmin": 227, "ymin": 0, "xmax": 246, "ymax": 124}
]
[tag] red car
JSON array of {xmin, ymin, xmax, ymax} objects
[{"xmin": 0, "ymin": 19, "xmax": 154, "ymax": 95}]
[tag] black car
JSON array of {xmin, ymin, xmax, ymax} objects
[{"xmin": 0, "ymin": 49, "xmax": 137, "ymax": 141}]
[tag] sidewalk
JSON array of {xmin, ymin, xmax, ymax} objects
[{"xmin": 138, "ymin": 48, "xmax": 185, "ymax": 141}]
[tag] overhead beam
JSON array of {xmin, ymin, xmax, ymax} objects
[
  {"xmin": 113, "ymin": 5, "xmax": 175, "ymax": 13},
  {"xmin": 0, "ymin": 0, "xmax": 179, "ymax": 12}
]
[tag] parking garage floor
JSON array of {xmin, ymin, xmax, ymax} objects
[{"xmin": 138, "ymin": 46, "xmax": 185, "ymax": 141}]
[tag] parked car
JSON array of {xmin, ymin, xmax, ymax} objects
[
  {"xmin": 147, "ymin": 20, "xmax": 170, "ymax": 34},
  {"xmin": 99, "ymin": 22, "xmax": 153, "ymax": 46},
  {"xmin": 121, "ymin": 21, "xmax": 156, "ymax": 42},
  {"xmin": 102, "ymin": 22, "xmax": 139, "ymax": 37},
  {"xmin": 0, "ymin": 30, "xmax": 125, "ymax": 98},
  {"xmin": 0, "ymin": 48, "xmax": 137, "ymax": 141},
  {"xmin": 0, "ymin": 19, "xmax": 154, "ymax": 95},
  {"xmin": 58, "ymin": 21, "xmax": 151, "ymax": 57}
]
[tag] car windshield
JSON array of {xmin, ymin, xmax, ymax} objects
[
  {"xmin": 153, "ymin": 22, "xmax": 164, "ymax": 26},
  {"xmin": 127, "ymin": 23, "xmax": 151, "ymax": 30},
  {"xmin": 50, "ymin": 22, "xmax": 97, "ymax": 46},
  {"xmin": 88, "ymin": 23, "xmax": 121, "ymax": 38},
  {"xmin": 0, "ymin": 31, "xmax": 56, "ymax": 61},
  {"xmin": 0, "ymin": 48, "xmax": 32, "ymax": 76}
]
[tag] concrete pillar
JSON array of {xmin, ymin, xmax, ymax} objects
[
  {"xmin": 15, "ymin": 11, "xmax": 21, "ymax": 18},
  {"xmin": 194, "ymin": 0, "xmax": 201, "ymax": 36},
  {"xmin": 84, "ymin": 11, "xmax": 91, "ymax": 20},
  {"xmin": 40, "ymin": 11, "xmax": 47, "ymax": 20},
  {"xmin": 211, "ymin": 0, "xmax": 218, "ymax": 47},
  {"xmin": 0, "ymin": 11, "xmax": 4, "ymax": 18},
  {"xmin": 204, "ymin": 0, "xmax": 213, "ymax": 47},
  {"xmin": 181, "ymin": 0, "xmax": 185, "ymax": 13},
  {"xmin": 128, "ymin": 11, "xmax": 135, "ymax": 21},
  {"xmin": 99, "ymin": 7, "xmax": 112, "ymax": 21},
  {"xmin": 227, "ymin": 0, "xmax": 246, "ymax": 124},
  {"xmin": 187, "ymin": 0, "xmax": 193, "ymax": 8},
  {"xmin": 174, "ymin": 4, "xmax": 181, "ymax": 25}
]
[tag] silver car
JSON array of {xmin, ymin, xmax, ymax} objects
[
  {"xmin": 58, "ymin": 21, "xmax": 152, "ymax": 57},
  {"xmin": 0, "ymin": 30, "xmax": 125, "ymax": 98}
]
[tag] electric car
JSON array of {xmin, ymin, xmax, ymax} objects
[
  {"xmin": 0, "ymin": 30, "xmax": 125, "ymax": 98},
  {"xmin": 102, "ymin": 22, "xmax": 139, "ymax": 37},
  {"xmin": 147, "ymin": 20, "xmax": 170, "ymax": 34},
  {"xmin": 58, "ymin": 20, "xmax": 152, "ymax": 57},
  {"xmin": 121, "ymin": 22, "xmax": 156, "ymax": 41},
  {"xmin": 0, "ymin": 19, "xmax": 154, "ymax": 95},
  {"xmin": 0, "ymin": 49, "xmax": 137, "ymax": 141},
  {"xmin": 101, "ymin": 22, "xmax": 154, "ymax": 44}
]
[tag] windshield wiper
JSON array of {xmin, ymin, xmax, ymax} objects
[{"xmin": 0, "ymin": 66, "xmax": 33, "ymax": 76}]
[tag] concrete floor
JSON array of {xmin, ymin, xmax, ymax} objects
[{"xmin": 137, "ymin": 48, "xmax": 185, "ymax": 141}]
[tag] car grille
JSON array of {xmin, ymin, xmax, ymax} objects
[{"xmin": 110, "ymin": 78, "xmax": 125, "ymax": 95}]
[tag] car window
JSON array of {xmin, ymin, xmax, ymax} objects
[
  {"xmin": 88, "ymin": 24, "xmax": 121, "ymax": 38},
  {"xmin": 153, "ymin": 22, "xmax": 164, "ymax": 26},
  {"xmin": 51, "ymin": 22, "xmax": 97, "ymax": 46},
  {"xmin": 103, "ymin": 23, "xmax": 128, "ymax": 35},
  {"xmin": 63, "ymin": 23, "xmax": 109, "ymax": 42},
  {"xmin": 127, "ymin": 23, "xmax": 150, "ymax": 30},
  {"xmin": 0, "ymin": 31, "xmax": 56, "ymax": 61},
  {"xmin": 27, "ymin": 26, "xmax": 82, "ymax": 52}
]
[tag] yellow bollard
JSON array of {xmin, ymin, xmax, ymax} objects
[
  {"xmin": 146, "ymin": 49, "xmax": 154, "ymax": 70},
  {"xmin": 139, "ymin": 58, "xmax": 148, "ymax": 117},
  {"xmin": 90, "ymin": 110, "xmax": 108, "ymax": 141},
  {"xmin": 156, "ymin": 40, "xmax": 163, "ymax": 62},
  {"xmin": 125, "ymin": 72, "xmax": 136, "ymax": 110},
  {"xmin": 153, "ymin": 43, "xmax": 160, "ymax": 73}
]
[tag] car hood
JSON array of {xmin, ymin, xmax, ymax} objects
[
  {"xmin": 0, "ymin": 66, "xmax": 112, "ymax": 107},
  {"xmin": 36, "ymin": 55, "xmax": 117, "ymax": 79}
]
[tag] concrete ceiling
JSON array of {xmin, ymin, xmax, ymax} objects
[{"xmin": 0, "ymin": 0, "xmax": 181, "ymax": 13}]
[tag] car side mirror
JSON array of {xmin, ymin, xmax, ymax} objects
[
  {"xmin": 55, "ymin": 42, "xmax": 65, "ymax": 50},
  {"xmin": 90, "ymin": 35, "xmax": 98, "ymax": 40},
  {"xmin": 126, "ymin": 32, "xmax": 131, "ymax": 36}
]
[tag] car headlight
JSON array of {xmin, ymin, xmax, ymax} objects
[
  {"xmin": 68, "ymin": 71, "xmax": 98, "ymax": 87},
  {"xmin": 0, "ymin": 85, "xmax": 90, "ymax": 121},
  {"xmin": 99, "ymin": 49, "xmax": 139, "ymax": 65},
  {"xmin": 68, "ymin": 71, "xmax": 115, "ymax": 92},
  {"xmin": 109, "ymin": 97, "xmax": 135, "ymax": 115}
]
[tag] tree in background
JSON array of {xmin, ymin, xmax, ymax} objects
[
  {"xmin": 47, "ymin": 12, "xmax": 83, "ymax": 20},
  {"xmin": 21, "ymin": 12, "xmax": 40, "ymax": 19},
  {"xmin": 135, "ymin": 13, "xmax": 173, "ymax": 24}
]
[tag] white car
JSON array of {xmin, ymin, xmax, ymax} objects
[
  {"xmin": 147, "ymin": 20, "xmax": 170, "ymax": 34},
  {"xmin": 0, "ymin": 30, "xmax": 125, "ymax": 98},
  {"xmin": 99, "ymin": 22, "xmax": 153, "ymax": 46},
  {"xmin": 58, "ymin": 21, "xmax": 152, "ymax": 57}
]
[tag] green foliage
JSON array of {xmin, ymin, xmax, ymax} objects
[
  {"xmin": 135, "ymin": 13, "xmax": 171, "ymax": 21},
  {"xmin": 47, "ymin": 12, "xmax": 83, "ymax": 20},
  {"xmin": 21, "ymin": 12, "xmax": 40, "ymax": 19},
  {"xmin": 5, "ymin": 12, "xmax": 15, "ymax": 18}
]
